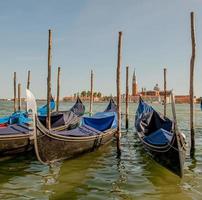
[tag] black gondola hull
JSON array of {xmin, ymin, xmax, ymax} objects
[
  {"xmin": 0, "ymin": 134, "xmax": 33, "ymax": 156},
  {"xmin": 35, "ymin": 120, "xmax": 116, "ymax": 163},
  {"xmin": 137, "ymin": 132, "xmax": 186, "ymax": 177},
  {"xmin": 0, "ymin": 97, "xmax": 84, "ymax": 157}
]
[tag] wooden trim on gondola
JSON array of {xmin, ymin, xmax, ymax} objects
[{"xmin": 0, "ymin": 133, "xmax": 33, "ymax": 140}]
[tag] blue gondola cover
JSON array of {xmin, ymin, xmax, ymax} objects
[
  {"xmin": 104, "ymin": 98, "xmax": 117, "ymax": 112},
  {"xmin": 38, "ymin": 97, "xmax": 55, "ymax": 116},
  {"xmin": 0, "ymin": 97, "xmax": 55, "ymax": 125},
  {"xmin": 0, "ymin": 111, "xmax": 31, "ymax": 125},
  {"xmin": 83, "ymin": 112, "xmax": 117, "ymax": 132},
  {"xmin": 70, "ymin": 97, "xmax": 85, "ymax": 116},
  {"xmin": 143, "ymin": 128, "xmax": 173, "ymax": 145},
  {"xmin": 135, "ymin": 98, "xmax": 173, "ymax": 135}
]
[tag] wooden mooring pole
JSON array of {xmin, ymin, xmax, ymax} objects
[
  {"xmin": 46, "ymin": 29, "xmax": 52, "ymax": 129},
  {"xmin": 125, "ymin": 66, "xmax": 129, "ymax": 130},
  {"xmin": 190, "ymin": 12, "xmax": 196, "ymax": 157},
  {"xmin": 89, "ymin": 70, "xmax": 93, "ymax": 116},
  {"xmin": 27, "ymin": 70, "xmax": 31, "ymax": 90},
  {"xmin": 116, "ymin": 31, "xmax": 122, "ymax": 156},
  {"xmin": 164, "ymin": 68, "xmax": 167, "ymax": 117},
  {"xmin": 13, "ymin": 72, "xmax": 17, "ymax": 112},
  {"xmin": 18, "ymin": 83, "xmax": 21, "ymax": 111},
  {"xmin": 56, "ymin": 66, "xmax": 61, "ymax": 112}
]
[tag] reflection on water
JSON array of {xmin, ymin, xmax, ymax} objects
[{"xmin": 0, "ymin": 102, "xmax": 201, "ymax": 199}]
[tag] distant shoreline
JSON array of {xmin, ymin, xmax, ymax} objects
[{"xmin": 0, "ymin": 99, "xmax": 201, "ymax": 104}]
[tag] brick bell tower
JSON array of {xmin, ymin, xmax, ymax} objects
[{"xmin": 132, "ymin": 69, "xmax": 138, "ymax": 96}]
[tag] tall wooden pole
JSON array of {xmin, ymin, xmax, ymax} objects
[
  {"xmin": 56, "ymin": 66, "xmax": 61, "ymax": 112},
  {"xmin": 13, "ymin": 72, "xmax": 17, "ymax": 112},
  {"xmin": 18, "ymin": 83, "xmax": 21, "ymax": 111},
  {"xmin": 125, "ymin": 66, "xmax": 129, "ymax": 130},
  {"xmin": 89, "ymin": 70, "xmax": 93, "ymax": 116},
  {"xmin": 116, "ymin": 31, "xmax": 122, "ymax": 156},
  {"xmin": 164, "ymin": 68, "xmax": 167, "ymax": 117},
  {"xmin": 46, "ymin": 29, "xmax": 52, "ymax": 129},
  {"xmin": 27, "ymin": 70, "xmax": 31, "ymax": 90},
  {"xmin": 25, "ymin": 70, "xmax": 31, "ymax": 111},
  {"xmin": 190, "ymin": 12, "xmax": 196, "ymax": 156}
]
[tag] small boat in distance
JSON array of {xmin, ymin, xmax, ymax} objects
[
  {"xmin": 26, "ymin": 90, "xmax": 117, "ymax": 164},
  {"xmin": 134, "ymin": 93, "xmax": 186, "ymax": 177}
]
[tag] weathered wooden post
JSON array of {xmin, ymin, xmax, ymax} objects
[
  {"xmin": 125, "ymin": 66, "xmax": 129, "ymax": 130},
  {"xmin": 13, "ymin": 72, "xmax": 17, "ymax": 112},
  {"xmin": 89, "ymin": 70, "xmax": 93, "ymax": 116},
  {"xmin": 26, "ymin": 70, "xmax": 31, "ymax": 111},
  {"xmin": 27, "ymin": 70, "xmax": 31, "ymax": 90},
  {"xmin": 46, "ymin": 29, "xmax": 52, "ymax": 129},
  {"xmin": 56, "ymin": 66, "xmax": 61, "ymax": 112},
  {"xmin": 190, "ymin": 12, "xmax": 196, "ymax": 156},
  {"xmin": 18, "ymin": 83, "xmax": 21, "ymax": 111},
  {"xmin": 116, "ymin": 31, "xmax": 122, "ymax": 156},
  {"xmin": 164, "ymin": 68, "xmax": 167, "ymax": 117}
]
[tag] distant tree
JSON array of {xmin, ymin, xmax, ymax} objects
[
  {"xmin": 97, "ymin": 92, "xmax": 102, "ymax": 98},
  {"xmin": 87, "ymin": 91, "xmax": 91, "ymax": 97},
  {"xmin": 93, "ymin": 92, "xmax": 97, "ymax": 97},
  {"xmin": 81, "ymin": 91, "xmax": 87, "ymax": 97},
  {"xmin": 79, "ymin": 90, "xmax": 102, "ymax": 98}
]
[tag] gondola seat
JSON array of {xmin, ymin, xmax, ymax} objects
[{"xmin": 143, "ymin": 128, "xmax": 173, "ymax": 146}]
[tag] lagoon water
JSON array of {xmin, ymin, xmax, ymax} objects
[{"xmin": 0, "ymin": 101, "xmax": 201, "ymax": 200}]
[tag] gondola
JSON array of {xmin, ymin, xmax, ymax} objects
[
  {"xmin": 27, "ymin": 90, "xmax": 117, "ymax": 164},
  {"xmin": 200, "ymin": 99, "xmax": 202, "ymax": 111},
  {"xmin": 0, "ymin": 95, "xmax": 85, "ymax": 156},
  {"xmin": 0, "ymin": 97, "xmax": 55, "ymax": 156},
  {"xmin": 134, "ymin": 93, "xmax": 186, "ymax": 177}
]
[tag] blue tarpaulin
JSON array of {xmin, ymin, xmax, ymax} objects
[
  {"xmin": 104, "ymin": 98, "xmax": 117, "ymax": 112},
  {"xmin": 58, "ymin": 124, "xmax": 102, "ymax": 137},
  {"xmin": 0, "ymin": 116, "xmax": 9, "ymax": 124},
  {"xmin": 0, "ymin": 98, "xmax": 55, "ymax": 125},
  {"xmin": 135, "ymin": 98, "xmax": 173, "ymax": 135},
  {"xmin": 135, "ymin": 98, "xmax": 174, "ymax": 146},
  {"xmin": 0, "ymin": 111, "xmax": 31, "ymax": 125},
  {"xmin": 0, "ymin": 123, "xmax": 32, "ymax": 135},
  {"xmin": 70, "ymin": 97, "xmax": 85, "ymax": 116},
  {"xmin": 143, "ymin": 128, "xmax": 173, "ymax": 145},
  {"xmin": 83, "ymin": 112, "xmax": 117, "ymax": 132},
  {"xmin": 38, "ymin": 97, "xmax": 55, "ymax": 116},
  {"xmin": 50, "ymin": 100, "xmax": 118, "ymax": 137}
]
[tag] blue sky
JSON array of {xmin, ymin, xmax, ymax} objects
[{"xmin": 0, "ymin": 0, "xmax": 202, "ymax": 98}]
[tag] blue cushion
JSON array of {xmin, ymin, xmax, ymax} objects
[
  {"xmin": 82, "ymin": 112, "xmax": 117, "ymax": 132},
  {"xmin": 143, "ymin": 128, "xmax": 173, "ymax": 145}
]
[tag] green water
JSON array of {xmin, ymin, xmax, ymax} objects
[{"xmin": 0, "ymin": 102, "xmax": 201, "ymax": 200}]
